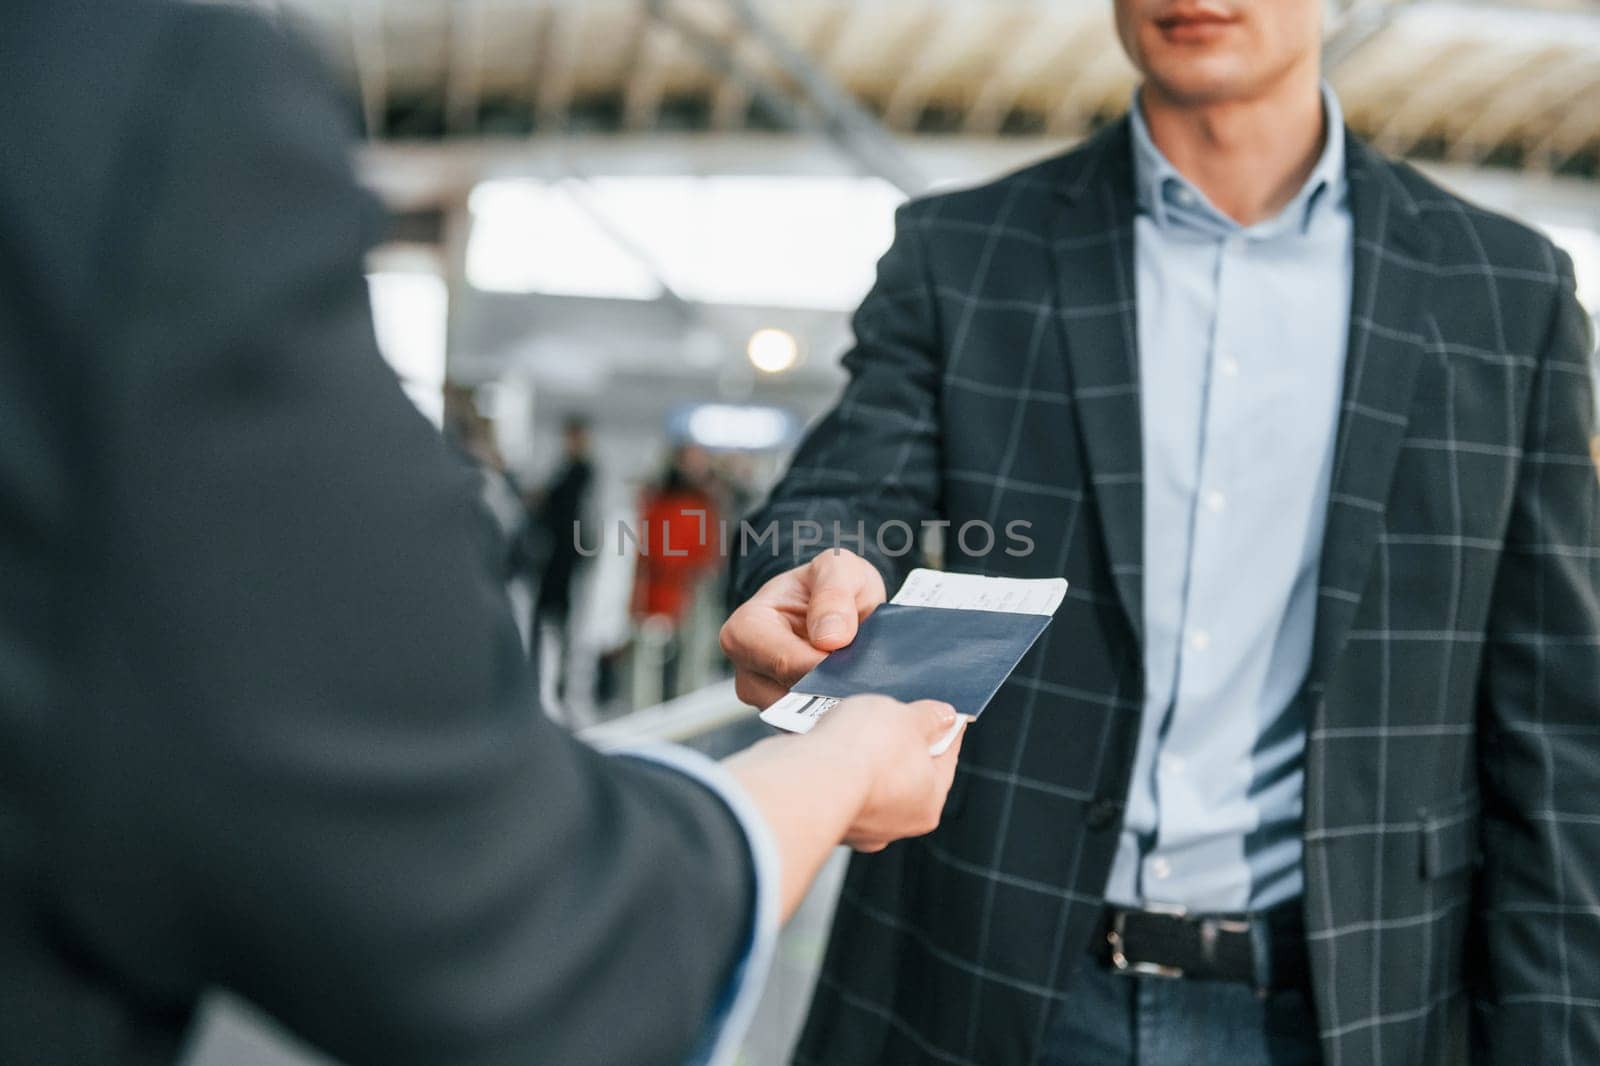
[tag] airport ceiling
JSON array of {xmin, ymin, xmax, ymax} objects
[{"xmin": 281, "ymin": 0, "xmax": 1600, "ymax": 180}]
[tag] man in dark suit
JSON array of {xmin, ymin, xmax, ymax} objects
[
  {"xmin": 0, "ymin": 2, "xmax": 967, "ymax": 1064},
  {"xmin": 723, "ymin": 0, "xmax": 1600, "ymax": 1062},
  {"xmin": 531, "ymin": 415, "xmax": 595, "ymax": 708}
]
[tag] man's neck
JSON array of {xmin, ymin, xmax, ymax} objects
[{"xmin": 1140, "ymin": 68, "xmax": 1328, "ymax": 227}]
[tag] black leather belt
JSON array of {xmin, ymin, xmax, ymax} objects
[{"xmin": 1088, "ymin": 900, "xmax": 1309, "ymax": 992}]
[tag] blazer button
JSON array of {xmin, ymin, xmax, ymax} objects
[{"xmin": 1085, "ymin": 798, "xmax": 1123, "ymax": 831}]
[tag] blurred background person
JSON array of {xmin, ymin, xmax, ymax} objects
[
  {"xmin": 444, "ymin": 385, "xmax": 541, "ymax": 651},
  {"xmin": 530, "ymin": 414, "xmax": 596, "ymax": 717},
  {"xmin": 633, "ymin": 443, "xmax": 722, "ymax": 704}
]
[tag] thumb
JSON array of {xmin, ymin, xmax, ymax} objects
[
  {"xmin": 806, "ymin": 551, "xmax": 885, "ymax": 649},
  {"xmin": 909, "ymin": 700, "xmax": 959, "ymax": 742},
  {"xmin": 807, "ymin": 582, "xmax": 860, "ymax": 649}
]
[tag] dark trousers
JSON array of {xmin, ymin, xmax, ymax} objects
[{"xmin": 1037, "ymin": 959, "xmax": 1323, "ymax": 1066}]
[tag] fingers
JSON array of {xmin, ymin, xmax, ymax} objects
[
  {"xmin": 939, "ymin": 720, "xmax": 967, "ymax": 763},
  {"xmin": 723, "ymin": 552, "xmax": 891, "ymax": 715},
  {"xmin": 733, "ymin": 668, "xmax": 790, "ymax": 710},
  {"xmin": 826, "ymin": 695, "xmax": 967, "ymax": 853},
  {"xmin": 927, "ymin": 714, "xmax": 967, "ymax": 758},
  {"xmin": 909, "ymin": 699, "xmax": 960, "ymax": 742},
  {"xmin": 805, "ymin": 550, "xmax": 886, "ymax": 651},
  {"xmin": 720, "ymin": 600, "xmax": 826, "ymax": 691}
]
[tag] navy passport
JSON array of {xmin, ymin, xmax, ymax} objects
[{"xmin": 792, "ymin": 602, "xmax": 1051, "ymax": 720}]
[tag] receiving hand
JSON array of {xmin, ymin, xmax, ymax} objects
[
  {"xmin": 809, "ymin": 695, "xmax": 966, "ymax": 852},
  {"xmin": 720, "ymin": 549, "xmax": 887, "ymax": 708}
]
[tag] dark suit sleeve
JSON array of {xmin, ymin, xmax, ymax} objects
[
  {"xmin": 56, "ymin": 10, "xmax": 752, "ymax": 1066},
  {"xmin": 732, "ymin": 203, "xmax": 945, "ymax": 600},
  {"xmin": 1474, "ymin": 250, "xmax": 1600, "ymax": 1063}
]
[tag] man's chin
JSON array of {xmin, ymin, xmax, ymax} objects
[{"xmin": 1142, "ymin": 62, "xmax": 1258, "ymax": 108}]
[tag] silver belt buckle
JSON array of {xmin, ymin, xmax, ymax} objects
[{"xmin": 1107, "ymin": 903, "xmax": 1187, "ymax": 979}]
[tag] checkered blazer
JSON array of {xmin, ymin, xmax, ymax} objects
[{"xmin": 732, "ymin": 118, "xmax": 1600, "ymax": 1066}]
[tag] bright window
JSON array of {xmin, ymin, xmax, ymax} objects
[{"xmin": 465, "ymin": 175, "xmax": 903, "ymax": 312}]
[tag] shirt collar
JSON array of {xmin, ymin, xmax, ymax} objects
[{"xmin": 1129, "ymin": 82, "xmax": 1346, "ymax": 237}]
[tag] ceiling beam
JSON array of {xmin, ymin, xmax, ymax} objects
[
  {"xmin": 682, "ymin": 0, "xmax": 928, "ymax": 194},
  {"xmin": 347, "ymin": 0, "xmax": 388, "ymax": 138},
  {"xmin": 649, "ymin": 0, "xmax": 807, "ymax": 134},
  {"xmin": 444, "ymin": 0, "xmax": 487, "ymax": 136},
  {"xmin": 880, "ymin": 6, "xmax": 992, "ymax": 131},
  {"xmin": 708, "ymin": 30, "xmax": 763, "ymax": 129},
  {"xmin": 535, "ymin": 1, "xmax": 587, "ymax": 129},
  {"xmin": 1525, "ymin": 74, "xmax": 1600, "ymax": 169},
  {"xmin": 1444, "ymin": 50, "xmax": 1597, "ymax": 163},
  {"xmin": 1045, "ymin": 34, "xmax": 1135, "ymax": 137},
  {"xmin": 964, "ymin": 12, "xmax": 1087, "ymax": 137},
  {"xmin": 814, "ymin": 4, "xmax": 897, "ymax": 80},
  {"xmin": 359, "ymin": 132, "xmax": 1600, "ymax": 223},
  {"xmin": 1367, "ymin": 39, "xmax": 1493, "ymax": 152},
  {"xmin": 623, "ymin": 13, "xmax": 675, "ymax": 131},
  {"xmin": 1322, "ymin": 0, "xmax": 1408, "ymax": 72}
]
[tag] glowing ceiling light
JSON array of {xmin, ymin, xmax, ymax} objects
[
  {"xmin": 683, "ymin": 404, "xmax": 794, "ymax": 450},
  {"xmin": 747, "ymin": 328, "xmax": 799, "ymax": 374}
]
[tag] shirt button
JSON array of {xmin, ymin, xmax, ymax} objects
[
  {"xmin": 1086, "ymin": 798, "xmax": 1124, "ymax": 831},
  {"xmin": 1161, "ymin": 754, "xmax": 1187, "ymax": 776},
  {"xmin": 1150, "ymin": 857, "xmax": 1172, "ymax": 879},
  {"xmin": 1204, "ymin": 490, "xmax": 1227, "ymax": 513},
  {"xmin": 1219, "ymin": 356, "xmax": 1240, "ymax": 378},
  {"xmin": 1189, "ymin": 629, "xmax": 1211, "ymax": 652}
]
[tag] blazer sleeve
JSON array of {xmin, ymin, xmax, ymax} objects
[
  {"xmin": 1473, "ymin": 248, "xmax": 1600, "ymax": 1063},
  {"xmin": 55, "ymin": 10, "xmax": 756, "ymax": 1066},
  {"xmin": 732, "ymin": 202, "xmax": 945, "ymax": 601}
]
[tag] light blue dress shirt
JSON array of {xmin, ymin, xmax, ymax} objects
[{"xmin": 1104, "ymin": 85, "xmax": 1354, "ymax": 913}]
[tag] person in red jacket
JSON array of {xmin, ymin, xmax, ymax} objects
[
  {"xmin": 634, "ymin": 444, "xmax": 722, "ymax": 697},
  {"xmin": 634, "ymin": 444, "xmax": 722, "ymax": 624}
]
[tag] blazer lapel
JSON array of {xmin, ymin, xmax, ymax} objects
[
  {"xmin": 1047, "ymin": 120, "xmax": 1146, "ymax": 648},
  {"xmin": 1304, "ymin": 133, "xmax": 1440, "ymax": 691}
]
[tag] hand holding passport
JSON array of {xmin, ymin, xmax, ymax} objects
[{"xmin": 761, "ymin": 569, "xmax": 1069, "ymax": 754}]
